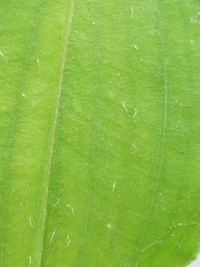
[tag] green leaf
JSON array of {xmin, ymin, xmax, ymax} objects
[{"xmin": 1, "ymin": 1, "xmax": 200, "ymax": 266}]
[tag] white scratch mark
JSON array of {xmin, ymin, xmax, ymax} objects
[
  {"xmin": 132, "ymin": 108, "xmax": 138, "ymax": 120},
  {"xmin": 107, "ymin": 223, "xmax": 112, "ymax": 230},
  {"xmin": 66, "ymin": 234, "xmax": 71, "ymax": 248},
  {"xmin": 130, "ymin": 6, "xmax": 135, "ymax": 18},
  {"xmin": 187, "ymin": 254, "xmax": 200, "ymax": 267},
  {"xmin": 122, "ymin": 101, "xmax": 129, "ymax": 113},
  {"xmin": 92, "ymin": 21, "xmax": 95, "ymax": 25},
  {"xmin": 176, "ymin": 221, "xmax": 200, "ymax": 227},
  {"xmin": 21, "ymin": 92, "xmax": 26, "ymax": 97},
  {"xmin": 133, "ymin": 44, "xmax": 139, "ymax": 50},
  {"xmin": 28, "ymin": 216, "xmax": 33, "ymax": 229},
  {"xmin": 52, "ymin": 198, "xmax": 60, "ymax": 208},
  {"xmin": 191, "ymin": 222, "xmax": 200, "ymax": 226},
  {"xmin": 28, "ymin": 256, "xmax": 32, "ymax": 266},
  {"xmin": 177, "ymin": 222, "xmax": 185, "ymax": 226},
  {"xmin": 177, "ymin": 241, "xmax": 183, "ymax": 249},
  {"xmin": 36, "ymin": 58, "xmax": 41, "ymax": 68},
  {"xmin": 50, "ymin": 230, "xmax": 56, "ymax": 245},
  {"xmin": 112, "ymin": 181, "xmax": 116, "ymax": 192},
  {"xmin": 140, "ymin": 240, "xmax": 162, "ymax": 254},
  {"xmin": 67, "ymin": 203, "xmax": 74, "ymax": 217},
  {"xmin": 0, "ymin": 51, "xmax": 8, "ymax": 63},
  {"xmin": 169, "ymin": 221, "xmax": 200, "ymax": 229},
  {"xmin": 132, "ymin": 143, "xmax": 138, "ymax": 151}
]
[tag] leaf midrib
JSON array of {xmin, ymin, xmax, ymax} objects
[{"xmin": 38, "ymin": 1, "xmax": 75, "ymax": 266}]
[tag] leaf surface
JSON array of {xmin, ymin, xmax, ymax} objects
[{"xmin": 1, "ymin": 1, "xmax": 200, "ymax": 267}]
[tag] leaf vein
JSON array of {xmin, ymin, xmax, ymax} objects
[{"xmin": 38, "ymin": 1, "xmax": 75, "ymax": 265}]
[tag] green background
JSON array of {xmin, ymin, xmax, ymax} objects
[{"xmin": 1, "ymin": 0, "xmax": 200, "ymax": 266}]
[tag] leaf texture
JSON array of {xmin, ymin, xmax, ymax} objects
[{"xmin": 1, "ymin": 1, "xmax": 200, "ymax": 267}]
